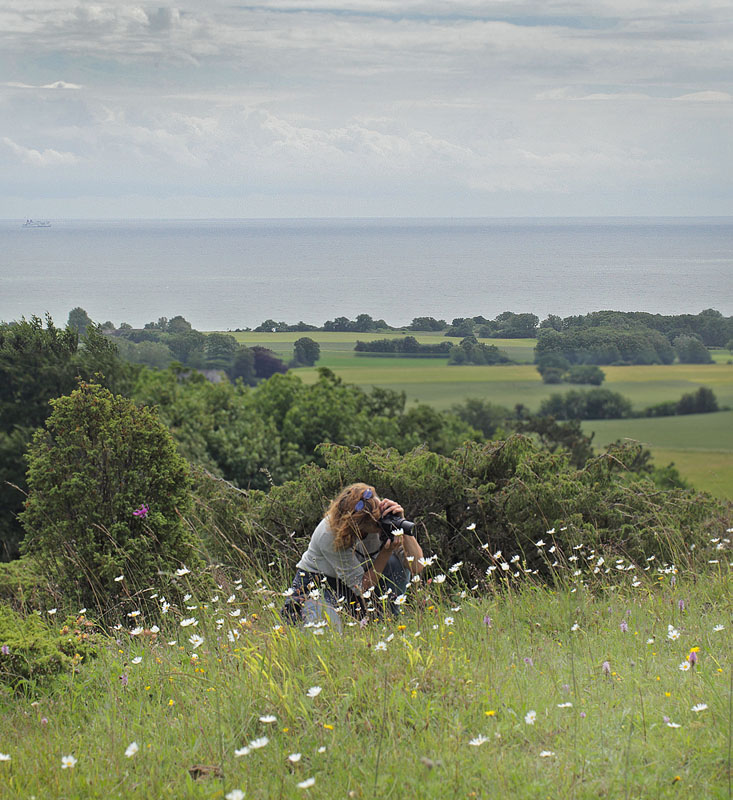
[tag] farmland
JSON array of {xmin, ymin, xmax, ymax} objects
[{"xmin": 225, "ymin": 331, "xmax": 733, "ymax": 498}]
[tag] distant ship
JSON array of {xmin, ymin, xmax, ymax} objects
[{"xmin": 23, "ymin": 219, "xmax": 52, "ymax": 228}]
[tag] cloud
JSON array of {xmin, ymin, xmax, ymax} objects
[
  {"xmin": 675, "ymin": 90, "xmax": 732, "ymax": 102},
  {"xmin": 3, "ymin": 81, "xmax": 82, "ymax": 89},
  {"xmin": 2, "ymin": 137, "xmax": 80, "ymax": 166}
]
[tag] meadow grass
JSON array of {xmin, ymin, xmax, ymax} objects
[{"xmin": 3, "ymin": 542, "xmax": 732, "ymax": 800}]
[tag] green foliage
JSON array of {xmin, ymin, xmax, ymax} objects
[
  {"xmin": 354, "ymin": 336, "xmax": 452, "ymax": 356},
  {"xmin": 20, "ymin": 383, "xmax": 200, "ymax": 611},
  {"xmin": 512, "ymin": 413, "xmax": 595, "ymax": 468},
  {"xmin": 450, "ymin": 398, "xmax": 509, "ymax": 439},
  {"xmin": 564, "ymin": 364, "xmax": 605, "ymax": 385},
  {"xmin": 0, "ymin": 557, "xmax": 55, "ymax": 610},
  {"xmin": 448, "ymin": 336, "xmax": 513, "ymax": 365},
  {"xmin": 292, "ymin": 337, "xmax": 321, "ymax": 367},
  {"xmin": 408, "ymin": 316, "xmax": 446, "ymax": 331},
  {"xmin": 0, "ymin": 605, "xmax": 100, "ymax": 693},
  {"xmin": 536, "ymin": 325, "xmax": 674, "ymax": 366},
  {"xmin": 673, "ymin": 334, "xmax": 713, "ymax": 364},
  {"xmin": 0, "ymin": 316, "xmax": 135, "ymax": 560},
  {"xmin": 196, "ymin": 438, "xmax": 729, "ymax": 582},
  {"xmin": 539, "ymin": 388, "xmax": 634, "ymax": 420},
  {"xmin": 676, "ymin": 386, "xmax": 719, "ymax": 415},
  {"xmin": 66, "ymin": 307, "xmax": 93, "ymax": 337}
]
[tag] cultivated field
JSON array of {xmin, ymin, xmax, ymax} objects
[{"xmin": 224, "ymin": 331, "xmax": 733, "ymax": 499}]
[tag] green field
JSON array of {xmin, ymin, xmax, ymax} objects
[{"xmin": 218, "ymin": 331, "xmax": 733, "ymax": 499}]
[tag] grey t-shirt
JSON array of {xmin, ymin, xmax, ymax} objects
[{"xmin": 296, "ymin": 518, "xmax": 382, "ymax": 596}]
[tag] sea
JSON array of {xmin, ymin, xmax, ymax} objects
[{"xmin": 1, "ymin": 218, "xmax": 732, "ymax": 330}]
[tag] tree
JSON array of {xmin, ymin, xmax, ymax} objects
[
  {"xmin": 227, "ymin": 345, "xmax": 257, "ymax": 385},
  {"xmin": 292, "ymin": 337, "xmax": 321, "ymax": 367},
  {"xmin": 67, "ymin": 307, "xmax": 93, "ymax": 336},
  {"xmin": 564, "ymin": 365, "xmax": 605, "ymax": 385},
  {"xmin": 167, "ymin": 315, "xmax": 192, "ymax": 334},
  {"xmin": 204, "ymin": 333, "xmax": 238, "ymax": 370},
  {"xmin": 20, "ymin": 383, "xmax": 200, "ymax": 609},
  {"xmin": 673, "ymin": 335, "xmax": 713, "ymax": 364},
  {"xmin": 252, "ymin": 347, "xmax": 288, "ymax": 379},
  {"xmin": 676, "ymin": 386, "xmax": 719, "ymax": 415}
]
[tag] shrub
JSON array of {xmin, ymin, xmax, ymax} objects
[
  {"xmin": 564, "ymin": 365, "xmax": 605, "ymax": 385},
  {"xmin": 20, "ymin": 382, "xmax": 201, "ymax": 611},
  {"xmin": 192, "ymin": 439, "xmax": 729, "ymax": 585},
  {"xmin": 0, "ymin": 605, "xmax": 100, "ymax": 693},
  {"xmin": 0, "ymin": 557, "xmax": 56, "ymax": 610}
]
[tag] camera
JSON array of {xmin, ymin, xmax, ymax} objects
[{"xmin": 379, "ymin": 513, "xmax": 415, "ymax": 544}]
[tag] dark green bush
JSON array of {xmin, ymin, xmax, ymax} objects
[
  {"xmin": 20, "ymin": 382, "xmax": 202, "ymax": 611},
  {"xmin": 191, "ymin": 438, "xmax": 730, "ymax": 586},
  {"xmin": 0, "ymin": 605, "xmax": 101, "ymax": 693},
  {"xmin": 0, "ymin": 557, "xmax": 56, "ymax": 610}
]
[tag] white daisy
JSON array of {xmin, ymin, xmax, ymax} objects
[
  {"xmin": 691, "ymin": 703, "xmax": 708, "ymax": 713},
  {"xmin": 525, "ymin": 710, "xmax": 537, "ymax": 725},
  {"xmin": 288, "ymin": 753, "xmax": 302, "ymax": 762},
  {"xmin": 259, "ymin": 715, "xmax": 277, "ymax": 724},
  {"xmin": 189, "ymin": 634, "xmax": 204, "ymax": 649},
  {"xmin": 125, "ymin": 742, "xmax": 139, "ymax": 758},
  {"xmin": 131, "ymin": 656, "xmax": 142, "ymax": 665},
  {"xmin": 226, "ymin": 791, "xmax": 245, "ymax": 800},
  {"xmin": 249, "ymin": 737, "xmax": 269, "ymax": 749},
  {"xmin": 469, "ymin": 735, "xmax": 489, "ymax": 746},
  {"xmin": 297, "ymin": 777, "xmax": 315, "ymax": 789},
  {"xmin": 61, "ymin": 755, "xmax": 77, "ymax": 769}
]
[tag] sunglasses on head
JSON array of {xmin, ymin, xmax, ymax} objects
[{"xmin": 354, "ymin": 488, "xmax": 373, "ymax": 512}]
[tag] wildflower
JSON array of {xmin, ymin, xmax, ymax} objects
[
  {"xmin": 500, "ymin": 563, "xmax": 510, "ymax": 572},
  {"xmin": 394, "ymin": 594, "xmax": 407, "ymax": 606},
  {"xmin": 525, "ymin": 710, "xmax": 537, "ymax": 725},
  {"xmin": 667, "ymin": 625, "xmax": 680, "ymax": 641},
  {"xmin": 602, "ymin": 661, "xmax": 611, "ymax": 676},
  {"xmin": 175, "ymin": 566, "xmax": 190, "ymax": 576},
  {"xmin": 230, "ymin": 609, "xmax": 241, "ymax": 617},
  {"xmin": 318, "ymin": 746, "xmax": 326, "ymax": 753},
  {"xmin": 449, "ymin": 562, "xmax": 463, "ymax": 573},
  {"xmin": 539, "ymin": 750, "xmax": 555, "ymax": 757},
  {"xmin": 620, "ymin": 621, "xmax": 628, "ymax": 633},
  {"xmin": 678, "ymin": 599, "xmax": 686, "ymax": 611},
  {"xmin": 375, "ymin": 641, "xmax": 387, "ymax": 651},
  {"xmin": 1, "ymin": 645, "xmax": 9, "ymax": 655},
  {"xmin": 130, "ymin": 626, "xmax": 144, "ymax": 636},
  {"xmin": 469, "ymin": 735, "xmax": 489, "ymax": 746},
  {"xmin": 249, "ymin": 737, "xmax": 269, "ymax": 749},
  {"xmin": 579, "ymin": 712, "xmax": 586, "ymax": 719},
  {"xmin": 61, "ymin": 755, "xmax": 77, "ymax": 769},
  {"xmin": 226, "ymin": 791, "xmax": 245, "ymax": 800},
  {"xmin": 688, "ymin": 651, "xmax": 698, "ymax": 667},
  {"xmin": 713, "ymin": 624, "xmax": 724, "ymax": 632},
  {"xmin": 535, "ymin": 539, "xmax": 545, "ymax": 547},
  {"xmin": 180, "ymin": 617, "xmax": 198, "ymax": 628},
  {"xmin": 667, "ymin": 721, "xmax": 681, "ymax": 728},
  {"xmin": 234, "ymin": 746, "xmax": 251, "ymax": 757},
  {"xmin": 523, "ymin": 657, "xmax": 534, "ymax": 667},
  {"xmin": 114, "ymin": 574, "xmax": 124, "ymax": 582},
  {"xmin": 466, "ymin": 523, "xmax": 476, "ymax": 531},
  {"xmin": 161, "ymin": 602, "xmax": 170, "ymax": 614},
  {"xmin": 288, "ymin": 753, "xmax": 302, "ymax": 762},
  {"xmin": 259, "ymin": 715, "xmax": 277, "ymax": 724},
  {"xmin": 125, "ymin": 742, "xmax": 139, "ymax": 758},
  {"xmin": 557, "ymin": 702, "xmax": 573, "ymax": 708},
  {"xmin": 647, "ymin": 638, "xmax": 655, "ymax": 644},
  {"xmin": 189, "ymin": 634, "xmax": 204, "ymax": 649},
  {"xmin": 691, "ymin": 703, "xmax": 708, "ymax": 713},
  {"xmin": 571, "ymin": 623, "xmax": 580, "ymax": 632},
  {"xmin": 131, "ymin": 656, "xmax": 142, "ymax": 665},
  {"xmin": 133, "ymin": 504, "xmax": 149, "ymax": 518},
  {"xmin": 297, "ymin": 777, "xmax": 316, "ymax": 789},
  {"xmin": 433, "ymin": 574, "xmax": 446, "ymax": 584},
  {"xmin": 47, "ymin": 608, "xmax": 57, "ymax": 615},
  {"xmin": 444, "ymin": 617, "xmax": 454, "ymax": 626}
]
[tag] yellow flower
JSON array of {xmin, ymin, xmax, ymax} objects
[
  {"xmin": 397, "ymin": 625, "xmax": 406, "ymax": 631},
  {"xmin": 689, "ymin": 646, "xmax": 700, "ymax": 653},
  {"xmin": 485, "ymin": 710, "xmax": 496, "ymax": 716},
  {"xmin": 665, "ymin": 692, "xmax": 671, "ymax": 697},
  {"xmin": 145, "ymin": 686, "xmax": 151, "ymax": 691},
  {"xmin": 323, "ymin": 724, "xmax": 334, "ymax": 730},
  {"xmin": 168, "ymin": 699, "xmax": 175, "ymax": 706}
]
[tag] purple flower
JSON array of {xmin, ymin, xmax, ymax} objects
[
  {"xmin": 483, "ymin": 615, "xmax": 492, "ymax": 628},
  {"xmin": 133, "ymin": 504, "xmax": 149, "ymax": 518},
  {"xmin": 620, "ymin": 620, "xmax": 628, "ymax": 633},
  {"xmin": 663, "ymin": 715, "xmax": 670, "ymax": 724},
  {"xmin": 678, "ymin": 599, "xmax": 686, "ymax": 612},
  {"xmin": 579, "ymin": 712, "xmax": 586, "ymax": 719},
  {"xmin": 0, "ymin": 644, "xmax": 9, "ymax": 655},
  {"xmin": 119, "ymin": 673, "xmax": 128, "ymax": 688},
  {"xmin": 523, "ymin": 657, "xmax": 534, "ymax": 667},
  {"xmin": 602, "ymin": 661, "xmax": 611, "ymax": 676},
  {"xmin": 41, "ymin": 717, "xmax": 48, "ymax": 725},
  {"xmin": 688, "ymin": 651, "xmax": 698, "ymax": 667},
  {"xmin": 561, "ymin": 683, "xmax": 571, "ymax": 693}
]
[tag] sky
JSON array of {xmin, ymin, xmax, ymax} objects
[{"xmin": 1, "ymin": 0, "xmax": 732, "ymax": 218}]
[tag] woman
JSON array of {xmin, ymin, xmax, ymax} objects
[{"xmin": 282, "ymin": 483, "xmax": 424, "ymax": 626}]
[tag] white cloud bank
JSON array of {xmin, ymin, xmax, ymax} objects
[{"xmin": 0, "ymin": 0, "xmax": 731, "ymax": 216}]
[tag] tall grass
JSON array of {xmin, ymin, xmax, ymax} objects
[{"xmin": 2, "ymin": 535, "xmax": 731, "ymax": 799}]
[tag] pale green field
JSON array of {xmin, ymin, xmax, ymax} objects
[{"xmin": 214, "ymin": 331, "xmax": 733, "ymax": 498}]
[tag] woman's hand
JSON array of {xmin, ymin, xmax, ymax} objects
[{"xmin": 378, "ymin": 498, "xmax": 404, "ymax": 518}]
